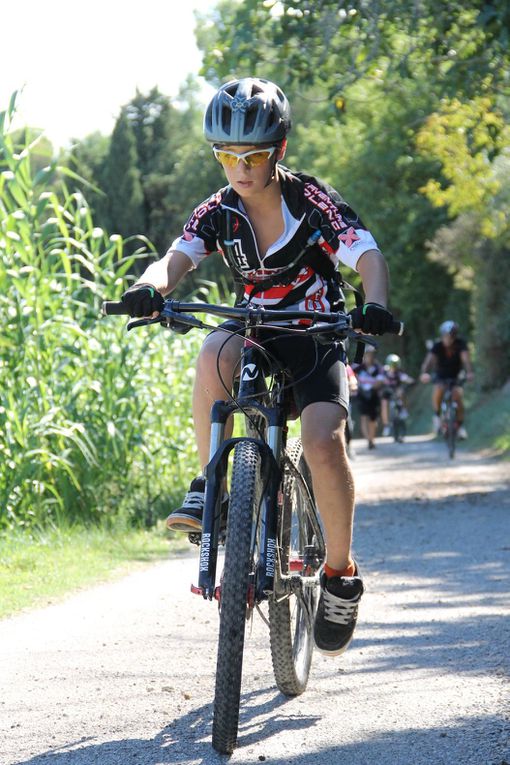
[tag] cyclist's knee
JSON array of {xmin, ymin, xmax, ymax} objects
[
  {"xmin": 301, "ymin": 407, "xmax": 347, "ymax": 464},
  {"xmin": 197, "ymin": 332, "xmax": 241, "ymax": 376}
]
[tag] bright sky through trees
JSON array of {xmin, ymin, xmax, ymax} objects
[{"xmin": 1, "ymin": 0, "xmax": 215, "ymax": 147}]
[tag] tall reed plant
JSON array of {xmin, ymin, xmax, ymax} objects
[{"xmin": 0, "ymin": 93, "xmax": 204, "ymax": 531}]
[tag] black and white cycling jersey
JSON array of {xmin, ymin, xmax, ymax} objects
[{"xmin": 169, "ymin": 166, "xmax": 378, "ymax": 311}]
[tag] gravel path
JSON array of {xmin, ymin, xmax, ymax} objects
[{"xmin": 1, "ymin": 436, "xmax": 509, "ymax": 765}]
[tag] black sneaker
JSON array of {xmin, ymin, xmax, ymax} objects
[
  {"xmin": 314, "ymin": 564, "xmax": 364, "ymax": 656},
  {"xmin": 166, "ymin": 477, "xmax": 228, "ymax": 533}
]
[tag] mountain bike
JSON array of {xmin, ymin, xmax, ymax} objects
[
  {"xmin": 439, "ymin": 377, "xmax": 464, "ymax": 459},
  {"xmin": 102, "ymin": 297, "xmax": 402, "ymax": 753}
]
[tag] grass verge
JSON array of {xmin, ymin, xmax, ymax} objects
[
  {"xmin": 465, "ymin": 382, "xmax": 510, "ymax": 456},
  {"xmin": 0, "ymin": 524, "xmax": 190, "ymax": 620}
]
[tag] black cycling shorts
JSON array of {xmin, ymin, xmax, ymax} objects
[
  {"xmin": 357, "ymin": 389, "xmax": 381, "ymax": 421},
  {"xmin": 211, "ymin": 321, "xmax": 349, "ymax": 417}
]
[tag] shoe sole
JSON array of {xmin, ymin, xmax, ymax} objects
[
  {"xmin": 166, "ymin": 514, "xmax": 202, "ymax": 533},
  {"xmin": 314, "ymin": 635, "xmax": 354, "ymax": 657}
]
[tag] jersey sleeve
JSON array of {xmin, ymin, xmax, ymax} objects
[
  {"xmin": 167, "ymin": 191, "xmax": 223, "ymax": 268},
  {"xmin": 303, "ymin": 179, "xmax": 379, "ymax": 271}
]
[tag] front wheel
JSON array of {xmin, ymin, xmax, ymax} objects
[
  {"xmin": 269, "ymin": 438, "xmax": 325, "ymax": 696},
  {"xmin": 447, "ymin": 402, "xmax": 457, "ymax": 459},
  {"xmin": 393, "ymin": 415, "xmax": 406, "ymax": 443},
  {"xmin": 212, "ymin": 441, "xmax": 262, "ymax": 754}
]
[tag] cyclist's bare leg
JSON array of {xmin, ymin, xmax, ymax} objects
[
  {"xmin": 301, "ymin": 402, "xmax": 355, "ymax": 571},
  {"xmin": 452, "ymin": 386, "xmax": 464, "ymax": 422},
  {"xmin": 432, "ymin": 383, "xmax": 444, "ymax": 414},
  {"xmin": 380, "ymin": 398, "xmax": 389, "ymax": 426},
  {"xmin": 192, "ymin": 331, "xmax": 243, "ymax": 468},
  {"xmin": 361, "ymin": 414, "xmax": 377, "ymax": 445}
]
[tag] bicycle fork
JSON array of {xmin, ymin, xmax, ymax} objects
[{"xmin": 192, "ymin": 399, "xmax": 282, "ymax": 602}]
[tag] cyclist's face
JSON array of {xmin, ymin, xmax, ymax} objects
[
  {"xmin": 218, "ymin": 144, "xmax": 285, "ymax": 196},
  {"xmin": 441, "ymin": 333, "xmax": 454, "ymax": 347}
]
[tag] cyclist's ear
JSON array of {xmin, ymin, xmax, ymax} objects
[{"xmin": 277, "ymin": 139, "xmax": 287, "ymax": 161}]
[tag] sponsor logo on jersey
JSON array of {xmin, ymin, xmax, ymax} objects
[
  {"xmin": 304, "ymin": 182, "xmax": 346, "ymax": 231},
  {"xmin": 339, "ymin": 226, "xmax": 360, "ymax": 248},
  {"xmin": 227, "ymin": 238, "xmax": 250, "ymax": 270}
]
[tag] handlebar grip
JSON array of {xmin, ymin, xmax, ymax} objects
[
  {"xmin": 102, "ymin": 301, "xmax": 129, "ymax": 316},
  {"xmin": 391, "ymin": 320, "xmax": 404, "ymax": 336}
]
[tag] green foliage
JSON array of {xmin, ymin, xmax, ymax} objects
[
  {"xmin": 416, "ymin": 98, "xmax": 507, "ymax": 225},
  {"xmin": 0, "ymin": 94, "xmax": 203, "ymax": 532},
  {"xmin": 103, "ymin": 110, "xmax": 145, "ymax": 239},
  {"xmin": 198, "ymin": 1, "xmax": 510, "ymax": 104},
  {"xmin": 69, "ymin": 83, "xmax": 226, "ymax": 261}
]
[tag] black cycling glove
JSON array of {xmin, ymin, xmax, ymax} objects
[
  {"xmin": 350, "ymin": 302, "xmax": 394, "ymax": 335},
  {"xmin": 121, "ymin": 283, "xmax": 165, "ymax": 318}
]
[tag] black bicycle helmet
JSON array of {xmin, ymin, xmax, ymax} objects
[{"xmin": 203, "ymin": 77, "xmax": 291, "ymax": 145}]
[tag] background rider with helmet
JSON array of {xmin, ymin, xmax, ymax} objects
[
  {"xmin": 380, "ymin": 354, "xmax": 415, "ymax": 437},
  {"xmin": 420, "ymin": 321, "xmax": 474, "ymax": 438},
  {"xmin": 354, "ymin": 346, "xmax": 387, "ymax": 449}
]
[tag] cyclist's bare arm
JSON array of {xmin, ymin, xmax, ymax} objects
[
  {"xmin": 356, "ymin": 249, "xmax": 389, "ymax": 306},
  {"xmin": 136, "ymin": 249, "xmax": 193, "ymax": 296},
  {"xmin": 420, "ymin": 352, "xmax": 436, "ymax": 382},
  {"xmin": 461, "ymin": 349, "xmax": 474, "ymax": 380}
]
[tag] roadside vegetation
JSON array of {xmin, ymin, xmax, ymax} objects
[{"xmin": 1, "ymin": 2, "xmax": 509, "ymax": 617}]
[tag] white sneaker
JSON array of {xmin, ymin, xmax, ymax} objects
[
  {"xmin": 382, "ymin": 425, "xmax": 391, "ymax": 437},
  {"xmin": 457, "ymin": 426, "xmax": 468, "ymax": 440}
]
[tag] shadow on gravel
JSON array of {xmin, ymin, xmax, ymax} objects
[
  {"xmin": 12, "ymin": 688, "xmax": 321, "ymax": 765},
  {"xmin": 352, "ymin": 487, "xmax": 510, "ymax": 679},
  {"xmin": 12, "ymin": 713, "xmax": 509, "ymax": 765}
]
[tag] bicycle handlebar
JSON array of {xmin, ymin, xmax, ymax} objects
[{"xmin": 102, "ymin": 298, "xmax": 404, "ymax": 336}]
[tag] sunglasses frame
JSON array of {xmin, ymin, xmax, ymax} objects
[{"xmin": 212, "ymin": 145, "xmax": 278, "ymax": 168}]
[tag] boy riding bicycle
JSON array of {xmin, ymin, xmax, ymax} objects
[{"xmin": 120, "ymin": 78, "xmax": 397, "ymax": 657}]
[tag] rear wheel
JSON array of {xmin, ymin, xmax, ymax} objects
[
  {"xmin": 269, "ymin": 438, "xmax": 324, "ymax": 696},
  {"xmin": 212, "ymin": 441, "xmax": 262, "ymax": 754}
]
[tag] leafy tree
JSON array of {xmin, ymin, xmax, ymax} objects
[
  {"xmin": 197, "ymin": 0, "xmax": 510, "ymax": 104},
  {"xmin": 103, "ymin": 110, "xmax": 145, "ymax": 239},
  {"xmin": 417, "ymin": 100, "xmax": 510, "ymax": 387}
]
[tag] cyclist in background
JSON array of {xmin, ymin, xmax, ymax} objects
[
  {"xmin": 381, "ymin": 354, "xmax": 414, "ymax": 437},
  {"xmin": 354, "ymin": 346, "xmax": 386, "ymax": 449},
  {"xmin": 420, "ymin": 321, "xmax": 474, "ymax": 438},
  {"xmin": 119, "ymin": 78, "xmax": 397, "ymax": 657}
]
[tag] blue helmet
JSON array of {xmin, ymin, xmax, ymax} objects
[{"xmin": 204, "ymin": 78, "xmax": 291, "ymax": 145}]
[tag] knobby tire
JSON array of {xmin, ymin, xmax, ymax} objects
[{"xmin": 212, "ymin": 441, "xmax": 262, "ymax": 755}]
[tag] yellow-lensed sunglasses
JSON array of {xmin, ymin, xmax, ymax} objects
[{"xmin": 213, "ymin": 146, "xmax": 277, "ymax": 168}]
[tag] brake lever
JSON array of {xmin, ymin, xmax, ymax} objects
[
  {"xmin": 346, "ymin": 329, "xmax": 378, "ymax": 348},
  {"xmin": 127, "ymin": 316, "xmax": 162, "ymax": 331}
]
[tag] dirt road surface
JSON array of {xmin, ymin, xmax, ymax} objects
[{"xmin": 1, "ymin": 436, "xmax": 509, "ymax": 765}]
